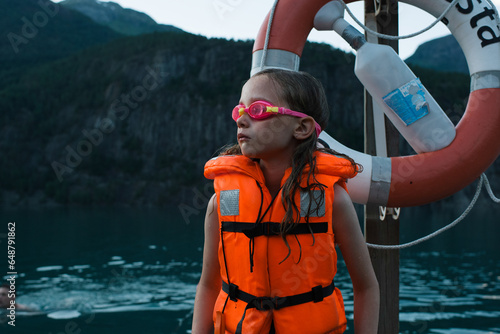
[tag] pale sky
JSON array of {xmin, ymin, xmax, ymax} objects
[{"xmin": 53, "ymin": 0, "xmax": 500, "ymax": 60}]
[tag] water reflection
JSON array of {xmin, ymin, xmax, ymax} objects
[
  {"xmin": 0, "ymin": 207, "xmax": 498, "ymax": 333},
  {"xmin": 398, "ymin": 252, "xmax": 500, "ymax": 333}
]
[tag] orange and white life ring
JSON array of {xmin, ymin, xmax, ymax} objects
[{"xmin": 252, "ymin": 0, "xmax": 500, "ymax": 207}]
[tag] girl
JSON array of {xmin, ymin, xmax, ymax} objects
[{"xmin": 192, "ymin": 69, "xmax": 379, "ymax": 333}]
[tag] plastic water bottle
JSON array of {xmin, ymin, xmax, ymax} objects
[{"xmin": 314, "ymin": 1, "xmax": 456, "ymax": 153}]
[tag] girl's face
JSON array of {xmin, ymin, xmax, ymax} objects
[{"xmin": 236, "ymin": 75, "xmax": 299, "ymax": 161}]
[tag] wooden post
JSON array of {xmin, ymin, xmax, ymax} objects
[{"xmin": 364, "ymin": 1, "xmax": 400, "ymax": 333}]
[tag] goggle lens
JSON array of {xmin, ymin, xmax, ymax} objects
[{"xmin": 248, "ymin": 103, "xmax": 267, "ymax": 118}]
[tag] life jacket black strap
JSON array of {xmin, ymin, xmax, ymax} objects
[
  {"xmin": 221, "ymin": 221, "xmax": 328, "ymax": 238},
  {"xmin": 222, "ymin": 279, "xmax": 335, "ymax": 311},
  {"xmin": 222, "ymin": 280, "xmax": 335, "ymax": 334}
]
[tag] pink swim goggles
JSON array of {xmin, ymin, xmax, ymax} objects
[{"xmin": 232, "ymin": 100, "xmax": 322, "ymax": 137}]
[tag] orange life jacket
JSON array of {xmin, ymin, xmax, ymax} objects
[{"xmin": 204, "ymin": 152, "xmax": 357, "ymax": 334}]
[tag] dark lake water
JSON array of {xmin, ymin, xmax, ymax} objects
[{"xmin": 0, "ymin": 202, "xmax": 499, "ymax": 333}]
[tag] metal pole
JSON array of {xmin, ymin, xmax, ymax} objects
[{"xmin": 364, "ymin": 1, "xmax": 400, "ymax": 333}]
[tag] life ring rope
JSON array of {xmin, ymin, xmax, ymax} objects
[
  {"xmin": 367, "ymin": 173, "xmax": 500, "ymax": 249},
  {"xmin": 259, "ymin": 0, "xmax": 279, "ymax": 73},
  {"xmin": 484, "ymin": 173, "xmax": 500, "ymax": 203},
  {"xmin": 338, "ymin": 0, "xmax": 499, "ymax": 41}
]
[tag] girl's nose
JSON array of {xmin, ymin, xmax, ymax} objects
[{"xmin": 236, "ymin": 113, "xmax": 251, "ymax": 128}]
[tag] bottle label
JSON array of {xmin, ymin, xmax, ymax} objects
[{"xmin": 382, "ymin": 78, "xmax": 429, "ymax": 126}]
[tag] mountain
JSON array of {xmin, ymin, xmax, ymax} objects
[
  {"xmin": 0, "ymin": 30, "xmax": 482, "ymax": 209},
  {"xmin": 60, "ymin": 0, "xmax": 183, "ymax": 36},
  {"xmin": 0, "ymin": 1, "xmax": 495, "ymax": 210},
  {"xmin": 0, "ymin": 32, "xmax": 367, "ymax": 207},
  {"xmin": 406, "ymin": 35, "xmax": 469, "ymax": 74},
  {"xmin": 0, "ymin": 0, "xmax": 123, "ymax": 89}
]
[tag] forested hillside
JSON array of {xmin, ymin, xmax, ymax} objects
[
  {"xmin": 0, "ymin": 0, "xmax": 496, "ymax": 209},
  {"xmin": 0, "ymin": 0, "xmax": 122, "ymax": 79}
]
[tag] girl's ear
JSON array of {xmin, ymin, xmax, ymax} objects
[{"xmin": 294, "ymin": 117, "xmax": 316, "ymax": 140}]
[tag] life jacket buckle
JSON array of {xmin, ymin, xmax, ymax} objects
[
  {"xmin": 312, "ymin": 285, "xmax": 324, "ymax": 303},
  {"xmin": 228, "ymin": 283, "xmax": 239, "ymax": 302}
]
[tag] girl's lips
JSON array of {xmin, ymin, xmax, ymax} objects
[{"xmin": 237, "ymin": 133, "xmax": 250, "ymax": 141}]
